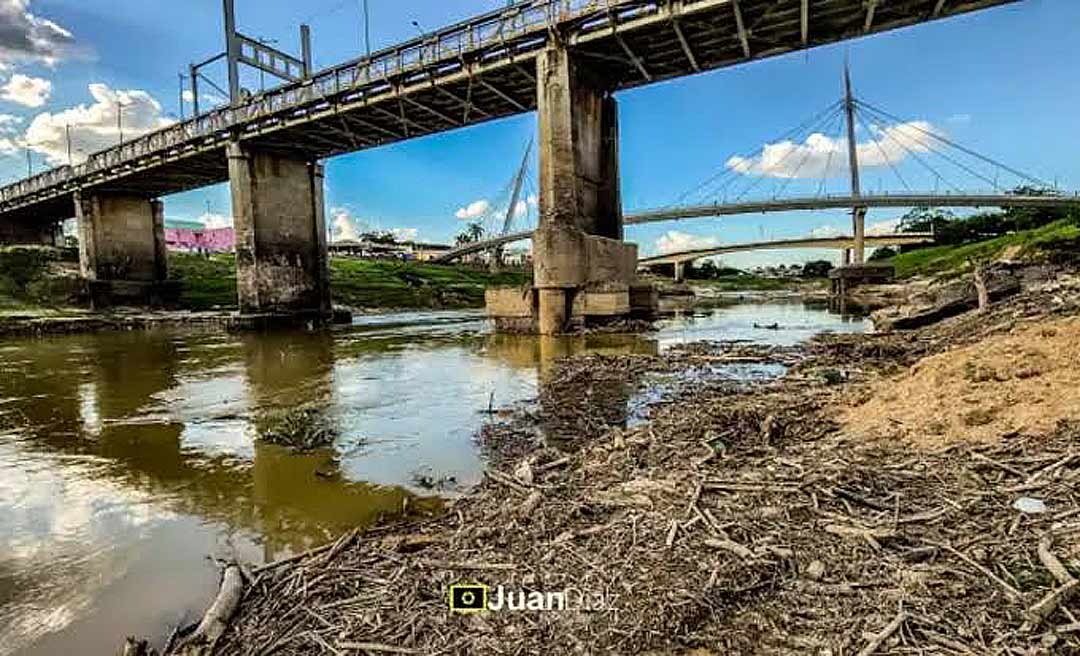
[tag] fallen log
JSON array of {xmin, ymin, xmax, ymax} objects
[{"xmin": 170, "ymin": 565, "xmax": 245, "ymax": 655}]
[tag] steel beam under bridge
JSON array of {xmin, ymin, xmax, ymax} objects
[
  {"xmin": 638, "ymin": 233, "xmax": 935, "ymax": 266},
  {"xmin": 0, "ymin": 0, "xmax": 1020, "ymax": 223}
]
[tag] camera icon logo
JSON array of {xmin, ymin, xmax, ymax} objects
[{"xmin": 448, "ymin": 582, "xmax": 488, "ymax": 613}]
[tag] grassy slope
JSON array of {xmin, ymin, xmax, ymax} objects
[
  {"xmin": 169, "ymin": 253, "xmax": 529, "ymax": 311},
  {"xmin": 888, "ymin": 219, "xmax": 1080, "ymax": 279}
]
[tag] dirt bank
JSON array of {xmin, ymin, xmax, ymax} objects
[{"xmin": 158, "ymin": 268, "xmax": 1080, "ymax": 656}]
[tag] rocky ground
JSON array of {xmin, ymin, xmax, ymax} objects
[{"xmin": 151, "ymin": 265, "xmax": 1080, "ymax": 656}]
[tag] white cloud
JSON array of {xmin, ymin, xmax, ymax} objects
[
  {"xmin": 513, "ymin": 199, "xmax": 528, "ymax": 219},
  {"xmin": 656, "ymin": 230, "xmax": 718, "ymax": 255},
  {"xmin": 727, "ymin": 121, "xmax": 941, "ymax": 180},
  {"xmin": 1, "ymin": 72, "xmax": 49, "ymax": 106},
  {"xmin": 181, "ymin": 88, "xmax": 226, "ymax": 109},
  {"xmin": 809, "ymin": 224, "xmax": 845, "ymax": 238},
  {"xmin": 947, "ymin": 113, "xmax": 972, "ymax": 125},
  {"xmin": 22, "ymin": 83, "xmax": 174, "ymax": 165},
  {"xmin": 331, "ymin": 207, "xmax": 359, "ymax": 242},
  {"xmin": 0, "ymin": 1, "xmax": 78, "ymax": 65},
  {"xmin": 866, "ymin": 218, "xmax": 901, "ymax": 236},
  {"xmin": 198, "ymin": 211, "xmax": 232, "ymax": 229},
  {"xmin": 391, "ymin": 227, "xmax": 419, "ymax": 242},
  {"xmin": 455, "ymin": 198, "xmax": 490, "ymax": 221}
]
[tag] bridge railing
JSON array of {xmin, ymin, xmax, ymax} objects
[{"xmin": 0, "ymin": 0, "xmax": 649, "ymax": 207}]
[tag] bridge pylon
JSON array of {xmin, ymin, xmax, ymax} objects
[{"xmin": 488, "ymin": 44, "xmax": 653, "ymax": 334}]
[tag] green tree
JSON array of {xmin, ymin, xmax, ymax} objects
[
  {"xmin": 454, "ymin": 221, "xmax": 485, "ymax": 246},
  {"xmin": 801, "ymin": 259, "xmax": 833, "ymax": 278}
]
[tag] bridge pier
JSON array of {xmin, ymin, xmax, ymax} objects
[
  {"xmin": 0, "ymin": 219, "xmax": 62, "ymax": 246},
  {"xmin": 527, "ymin": 44, "xmax": 640, "ymax": 335},
  {"xmin": 673, "ymin": 261, "xmax": 686, "ymax": 284},
  {"xmin": 227, "ymin": 143, "xmax": 331, "ymax": 318},
  {"xmin": 76, "ymin": 190, "xmax": 172, "ymax": 306}
]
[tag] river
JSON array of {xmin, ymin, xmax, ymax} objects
[{"xmin": 0, "ymin": 301, "xmax": 862, "ymax": 656}]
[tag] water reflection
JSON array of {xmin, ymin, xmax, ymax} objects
[{"xmin": 0, "ymin": 302, "xmax": 862, "ymax": 656}]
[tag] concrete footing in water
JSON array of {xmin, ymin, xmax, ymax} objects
[{"xmin": 828, "ymin": 263, "xmax": 896, "ymax": 314}]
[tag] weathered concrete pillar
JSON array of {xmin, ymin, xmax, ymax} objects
[
  {"xmin": 533, "ymin": 44, "xmax": 626, "ymax": 334},
  {"xmin": 852, "ymin": 207, "xmax": 866, "ymax": 265},
  {"xmin": 673, "ymin": 261, "xmax": 686, "ymax": 284},
  {"xmin": 76, "ymin": 191, "xmax": 167, "ymax": 283},
  {"xmin": 228, "ymin": 142, "xmax": 331, "ymax": 317},
  {"xmin": 0, "ymin": 219, "xmax": 62, "ymax": 245}
]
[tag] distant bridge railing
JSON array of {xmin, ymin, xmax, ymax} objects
[
  {"xmin": 638, "ymin": 233, "xmax": 936, "ymax": 266},
  {"xmin": 435, "ymin": 191, "xmax": 1080, "ymax": 262},
  {"xmin": 0, "ymin": 0, "xmax": 661, "ymax": 206},
  {"xmin": 627, "ymin": 192, "xmax": 1080, "ymax": 224}
]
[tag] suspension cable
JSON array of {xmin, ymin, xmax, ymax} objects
[
  {"xmin": 857, "ymin": 99, "xmax": 1052, "ymax": 189},
  {"xmin": 857, "ymin": 104, "xmax": 965, "ymax": 194},
  {"xmin": 773, "ymin": 109, "xmax": 845, "ymax": 200},
  {"xmin": 852, "ymin": 104, "xmax": 911, "ymax": 193},
  {"xmin": 673, "ymin": 99, "xmax": 844, "ymax": 206},
  {"xmin": 857, "ymin": 102, "xmax": 1003, "ymax": 192},
  {"xmin": 731, "ymin": 104, "xmax": 845, "ymax": 203}
]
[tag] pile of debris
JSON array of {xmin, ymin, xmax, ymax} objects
[{"xmin": 163, "ymin": 272, "xmax": 1080, "ymax": 656}]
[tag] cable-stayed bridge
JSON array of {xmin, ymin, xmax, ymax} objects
[{"xmin": 440, "ymin": 64, "xmax": 1078, "ymax": 267}]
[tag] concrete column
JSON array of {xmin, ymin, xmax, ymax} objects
[
  {"xmin": 842, "ymin": 248, "xmax": 852, "ymax": 266},
  {"xmin": 852, "ymin": 207, "xmax": 866, "ymax": 265},
  {"xmin": 76, "ymin": 191, "xmax": 167, "ymax": 282},
  {"xmin": 228, "ymin": 142, "xmax": 331, "ymax": 317},
  {"xmin": 0, "ymin": 219, "xmax": 62, "ymax": 245},
  {"xmin": 673, "ymin": 261, "xmax": 685, "ymax": 283},
  {"xmin": 533, "ymin": 44, "xmax": 623, "ymax": 334}
]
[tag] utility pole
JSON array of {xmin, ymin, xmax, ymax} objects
[
  {"xmin": 179, "ymin": 72, "xmax": 186, "ymax": 119},
  {"xmin": 25, "ymin": 147, "xmax": 31, "ymax": 177},
  {"xmin": 189, "ymin": 63, "xmax": 200, "ymax": 117},
  {"xmin": 223, "ymin": 0, "xmax": 241, "ymax": 105},
  {"xmin": 362, "ymin": 0, "xmax": 371, "ymax": 57},
  {"xmin": 843, "ymin": 63, "xmax": 866, "ymax": 265},
  {"xmin": 117, "ymin": 101, "xmax": 124, "ymax": 145},
  {"xmin": 66, "ymin": 124, "xmax": 72, "ymax": 166},
  {"xmin": 256, "ymin": 36, "xmax": 278, "ymax": 90}
]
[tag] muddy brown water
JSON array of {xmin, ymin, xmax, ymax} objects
[{"xmin": 0, "ymin": 302, "xmax": 861, "ymax": 656}]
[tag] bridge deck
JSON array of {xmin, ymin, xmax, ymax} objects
[
  {"xmin": 433, "ymin": 191, "xmax": 1078, "ymax": 262},
  {"xmin": 0, "ymin": 0, "xmax": 1018, "ymax": 223},
  {"xmin": 637, "ymin": 233, "xmax": 935, "ymax": 265}
]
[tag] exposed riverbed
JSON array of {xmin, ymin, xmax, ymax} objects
[{"xmin": 0, "ymin": 301, "xmax": 861, "ymax": 656}]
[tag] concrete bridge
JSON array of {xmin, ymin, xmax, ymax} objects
[
  {"xmin": 638, "ymin": 232, "xmax": 934, "ymax": 281},
  {"xmin": 434, "ymin": 191, "xmax": 1077, "ymax": 262},
  {"xmin": 0, "ymin": 0, "xmax": 1020, "ymax": 327}
]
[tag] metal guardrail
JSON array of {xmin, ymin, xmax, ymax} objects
[{"xmin": 0, "ymin": 0, "xmax": 650, "ymax": 205}]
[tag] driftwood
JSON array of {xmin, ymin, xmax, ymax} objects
[
  {"xmin": 856, "ymin": 611, "xmax": 907, "ymax": 656},
  {"xmin": 170, "ymin": 565, "xmax": 245, "ymax": 655},
  {"xmin": 872, "ymin": 270, "xmax": 1020, "ymax": 331},
  {"xmin": 973, "ymin": 262, "xmax": 990, "ymax": 312},
  {"xmin": 1022, "ymin": 534, "xmax": 1079, "ymax": 631}
]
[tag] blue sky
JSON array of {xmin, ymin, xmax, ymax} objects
[{"xmin": 0, "ymin": 0, "xmax": 1077, "ymax": 266}]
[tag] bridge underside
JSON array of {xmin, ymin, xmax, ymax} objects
[
  {"xmin": 0, "ymin": 0, "xmax": 1020, "ymax": 323},
  {"xmin": 0, "ymin": 0, "xmax": 1016, "ymax": 222}
]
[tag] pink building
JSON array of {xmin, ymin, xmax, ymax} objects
[{"xmin": 165, "ymin": 227, "xmax": 235, "ymax": 253}]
